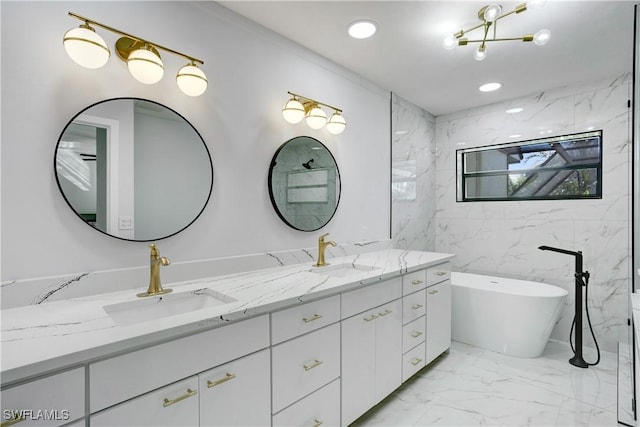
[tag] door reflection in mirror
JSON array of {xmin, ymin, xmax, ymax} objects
[{"xmin": 55, "ymin": 98, "xmax": 213, "ymax": 241}]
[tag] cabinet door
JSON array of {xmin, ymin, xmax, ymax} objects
[
  {"xmin": 374, "ymin": 299, "xmax": 403, "ymax": 403},
  {"xmin": 199, "ymin": 349, "xmax": 270, "ymax": 427},
  {"xmin": 341, "ymin": 306, "xmax": 377, "ymax": 426},
  {"xmin": 91, "ymin": 376, "xmax": 199, "ymax": 427},
  {"xmin": 426, "ymin": 280, "xmax": 452, "ymax": 364},
  {"xmin": 1, "ymin": 367, "xmax": 84, "ymax": 427}
]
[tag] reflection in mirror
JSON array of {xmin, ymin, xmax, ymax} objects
[
  {"xmin": 268, "ymin": 136, "xmax": 340, "ymax": 231},
  {"xmin": 55, "ymin": 98, "xmax": 213, "ymax": 241}
]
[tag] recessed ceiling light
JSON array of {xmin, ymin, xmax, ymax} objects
[
  {"xmin": 348, "ymin": 20, "xmax": 377, "ymax": 39},
  {"xmin": 479, "ymin": 82, "xmax": 501, "ymax": 92},
  {"xmin": 394, "ymin": 130, "xmax": 408, "ymax": 135},
  {"xmin": 506, "ymin": 107, "xmax": 523, "ymax": 114},
  {"xmin": 509, "ymin": 134, "xmax": 521, "ymax": 138}
]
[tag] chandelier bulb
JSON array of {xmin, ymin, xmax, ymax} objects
[
  {"xmin": 443, "ymin": 35, "xmax": 457, "ymax": 50},
  {"xmin": 473, "ymin": 46, "xmax": 487, "ymax": 61},
  {"xmin": 533, "ymin": 29, "xmax": 551, "ymax": 46},
  {"xmin": 483, "ymin": 4, "xmax": 503, "ymax": 22}
]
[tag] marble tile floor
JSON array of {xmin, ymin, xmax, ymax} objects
[{"xmin": 352, "ymin": 340, "xmax": 622, "ymax": 427}]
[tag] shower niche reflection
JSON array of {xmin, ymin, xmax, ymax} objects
[
  {"xmin": 55, "ymin": 98, "xmax": 213, "ymax": 241},
  {"xmin": 268, "ymin": 136, "xmax": 341, "ymax": 231}
]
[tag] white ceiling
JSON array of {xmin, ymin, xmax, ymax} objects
[{"xmin": 218, "ymin": 0, "xmax": 635, "ymax": 116}]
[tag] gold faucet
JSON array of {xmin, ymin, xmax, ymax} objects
[
  {"xmin": 137, "ymin": 244, "xmax": 172, "ymax": 297},
  {"xmin": 314, "ymin": 233, "xmax": 337, "ymax": 267}
]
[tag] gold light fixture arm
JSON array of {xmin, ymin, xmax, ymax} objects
[
  {"xmin": 288, "ymin": 91, "xmax": 343, "ymax": 114},
  {"xmin": 68, "ymin": 12, "xmax": 204, "ymax": 65}
]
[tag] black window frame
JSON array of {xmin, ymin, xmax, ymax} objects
[{"xmin": 456, "ymin": 130, "xmax": 603, "ymax": 202}]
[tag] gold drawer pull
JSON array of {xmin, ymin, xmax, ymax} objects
[
  {"xmin": 436, "ymin": 271, "xmax": 448, "ymax": 276},
  {"xmin": 411, "ymin": 358, "xmax": 423, "ymax": 366},
  {"xmin": 207, "ymin": 373, "xmax": 237, "ymax": 388},
  {"xmin": 1, "ymin": 414, "xmax": 25, "ymax": 427},
  {"xmin": 412, "ymin": 279, "xmax": 423, "ymax": 285},
  {"xmin": 313, "ymin": 419, "xmax": 324, "ymax": 427},
  {"xmin": 378, "ymin": 309, "xmax": 392, "ymax": 317},
  {"xmin": 411, "ymin": 304, "xmax": 424, "ymax": 310},
  {"xmin": 303, "ymin": 313, "xmax": 323, "ymax": 323},
  {"xmin": 429, "ymin": 290, "xmax": 439, "ymax": 295},
  {"xmin": 303, "ymin": 359, "xmax": 323, "ymax": 371},
  {"xmin": 411, "ymin": 331, "xmax": 423, "ymax": 338},
  {"xmin": 364, "ymin": 314, "xmax": 378, "ymax": 322},
  {"xmin": 163, "ymin": 388, "xmax": 198, "ymax": 407}
]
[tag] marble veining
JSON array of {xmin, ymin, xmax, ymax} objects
[
  {"xmin": 0, "ymin": 249, "xmax": 453, "ymax": 385},
  {"xmin": 353, "ymin": 340, "xmax": 618, "ymax": 426},
  {"xmin": 434, "ymin": 74, "xmax": 631, "ymax": 353}
]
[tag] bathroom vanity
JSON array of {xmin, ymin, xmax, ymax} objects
[{"xmin": 1, "ymin": 249, "xmax": 452, "ymax": 427}]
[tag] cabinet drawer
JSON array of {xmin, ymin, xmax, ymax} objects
[
  {"xmin": 402, "ymin": 270, "xmax": 427, "ymax": 295},
  {"xmin": 402, "ymin": 316, "xmax": 426, "ymax": 354},
  {"xmin": 402, "ymin": 343, "xmax": 426, "ymax": 383},
  {"xmin": 426, "ymin": 262, "xmax": 451, "ymax": 286},
  {"xmin": 90, "ymin": 314, "xmax": 269, "ymax": 412},
  {"xmin": 199, "ymin": 349, "xmax": 271, "ymax": 427},
  {"xmin": 1, "ymin": 367, "xmax": 84, "ymax": 427},
  {"xmin": 341, "ymin": 277, "xmax": 402, "ymax": 319},
  {"xmin": 272, "ymin": 379, "xmax": 340, "ymax": 427},
  {"xmin": 272, "ymin": 295, "xmax": 340, "ymax": 344},
  {"xmin": 402, "ymin": 289, "xmax": 426, "ymax": 325},
  {"xmin": 272, "ymin": 323, "xmax": 340, "ymax": 413},
  {"xmin": 91, "ymin": 376, "xmax": 199, "ymax": 426}
]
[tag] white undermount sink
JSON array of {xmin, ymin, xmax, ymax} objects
[
  {"xmin": 311, "ymin": 263, "xmax": 380, "ymax": 278},
  {"xmin": 103, "ymin": 289, "xmax": 237, "ymax": 326}
]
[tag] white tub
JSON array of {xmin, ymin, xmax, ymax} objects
[{"xmin": 451, "ymin": 272, "xmax": 567, "ymax": 358}]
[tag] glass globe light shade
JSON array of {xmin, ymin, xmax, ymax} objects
[
  {"xmin": 442, "ymin": 35, "xmax": 457, "ymax": 50},
  {"xmin": 306, "ymin": 105, "xmax": 327, "ymax": 129},
  {"xmin": 483, "ymin": 4, "xmax": 503, "ymax": 22},
  {"xmin": 127, "ymin": 46, "xmax": 164, "ymax": 85},
  {"xmin": 63, "ymin": 25, "xmax": 110, "ymax": 69},
  {"xmin": 533, "ymin": 29, "xmax": 551, "ymax": 46},
  {"xmin": 282, "ymin": 98, "xmax": 305, "ymax": 124},
  {"xmin": 526, "ymin": 0, "xmax": 547, "ymax": 10},
  {"xmin": 326, "ymin": 112, "xmax": 347, "ymax": 135},
  {"xmin": 176, "ymin": 64, "xmax": 208, "ymax": 96},
  {"xmin": 473, "ymin": 47, "xmax": 487, "ymax": 61}
]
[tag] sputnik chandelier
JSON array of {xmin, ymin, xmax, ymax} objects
[{"xmin": 443, "ymin": 0, "xmax": 551, "ymax": 61}]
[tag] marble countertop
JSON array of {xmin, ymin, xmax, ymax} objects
[{"xmin": 1, "ymin": 249, "xmax": 453, "ymax": 385}]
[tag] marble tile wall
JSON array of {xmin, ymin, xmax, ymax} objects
[
  {"xmin": 434, "ymin": 75, "xmax": 632, "ymax": 352},
  {"xmin": 391, "ymin": 93, "xmax": 437, "ymax": 251}
]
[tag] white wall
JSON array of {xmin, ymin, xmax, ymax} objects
[
  {"xmin": 435, "ymin": 75, "xmax": 632, "ymax": 353},
  {"xmin": 1, "ymin": 2, "xmax": 390, "ymax": 283}
]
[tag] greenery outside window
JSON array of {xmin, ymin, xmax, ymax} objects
[{"xmin": 456, "ymin": 131, "xmax": 602, "ymax": 202}]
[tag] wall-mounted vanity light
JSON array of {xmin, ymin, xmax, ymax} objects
[
  {"xmin": 63, "ymin": 12, "xmax": 208, "ymax": 96},
  {"xmin": 282, "ymin": 91, "xmax": 346, "ymax": 135}
]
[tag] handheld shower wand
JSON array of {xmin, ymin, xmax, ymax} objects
[{"xmin": 538, "ymin": 245, "xmax": 599, "ymax": 368}]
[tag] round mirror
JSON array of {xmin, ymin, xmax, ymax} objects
[
  {"xmin": 268, "ymin": 136, "xmax": 341, "ymax": 231},
  {"xmin": 55, "ymin": 98, "xmax": 213, "ymax": 241}
]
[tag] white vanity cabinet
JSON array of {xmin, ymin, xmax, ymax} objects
[
  {"xmin": 401, "ymin": 270, "xmax": 427, "ymax": 382},
  {"xmin": 341, "ymin": 278, "xmax": 403, "ymax": 426},
  {"xmin": 198, "ymin": 349, "xmax": 271, "ymax": 427},
  {"xmin": 0, "ymin": 367, "xmax": 85, "ymax": 427},
  {"xmin": 425, "ymin": 263, "xmax": 452, "ymax": 365},
  {"xmin": 91, "ymin": 376, "xmax": 200, "ymax": 427}
]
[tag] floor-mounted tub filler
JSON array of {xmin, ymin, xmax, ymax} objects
[{"xmin": 451, "ymin": 272, "xmax": 567, "ymax": 358}]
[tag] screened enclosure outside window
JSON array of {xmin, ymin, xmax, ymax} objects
[{"xmin": 456, "ymin": 131, "xmax": 603, "ymax": 202}]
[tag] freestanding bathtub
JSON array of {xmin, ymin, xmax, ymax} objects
[{"xmin": 451, "ymin": 272, "xmax": 568, "ymax": 358}]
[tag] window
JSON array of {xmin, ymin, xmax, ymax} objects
[{"xmin": 457, "ymin": 131, "xmax": 602, "ymax": 202}]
